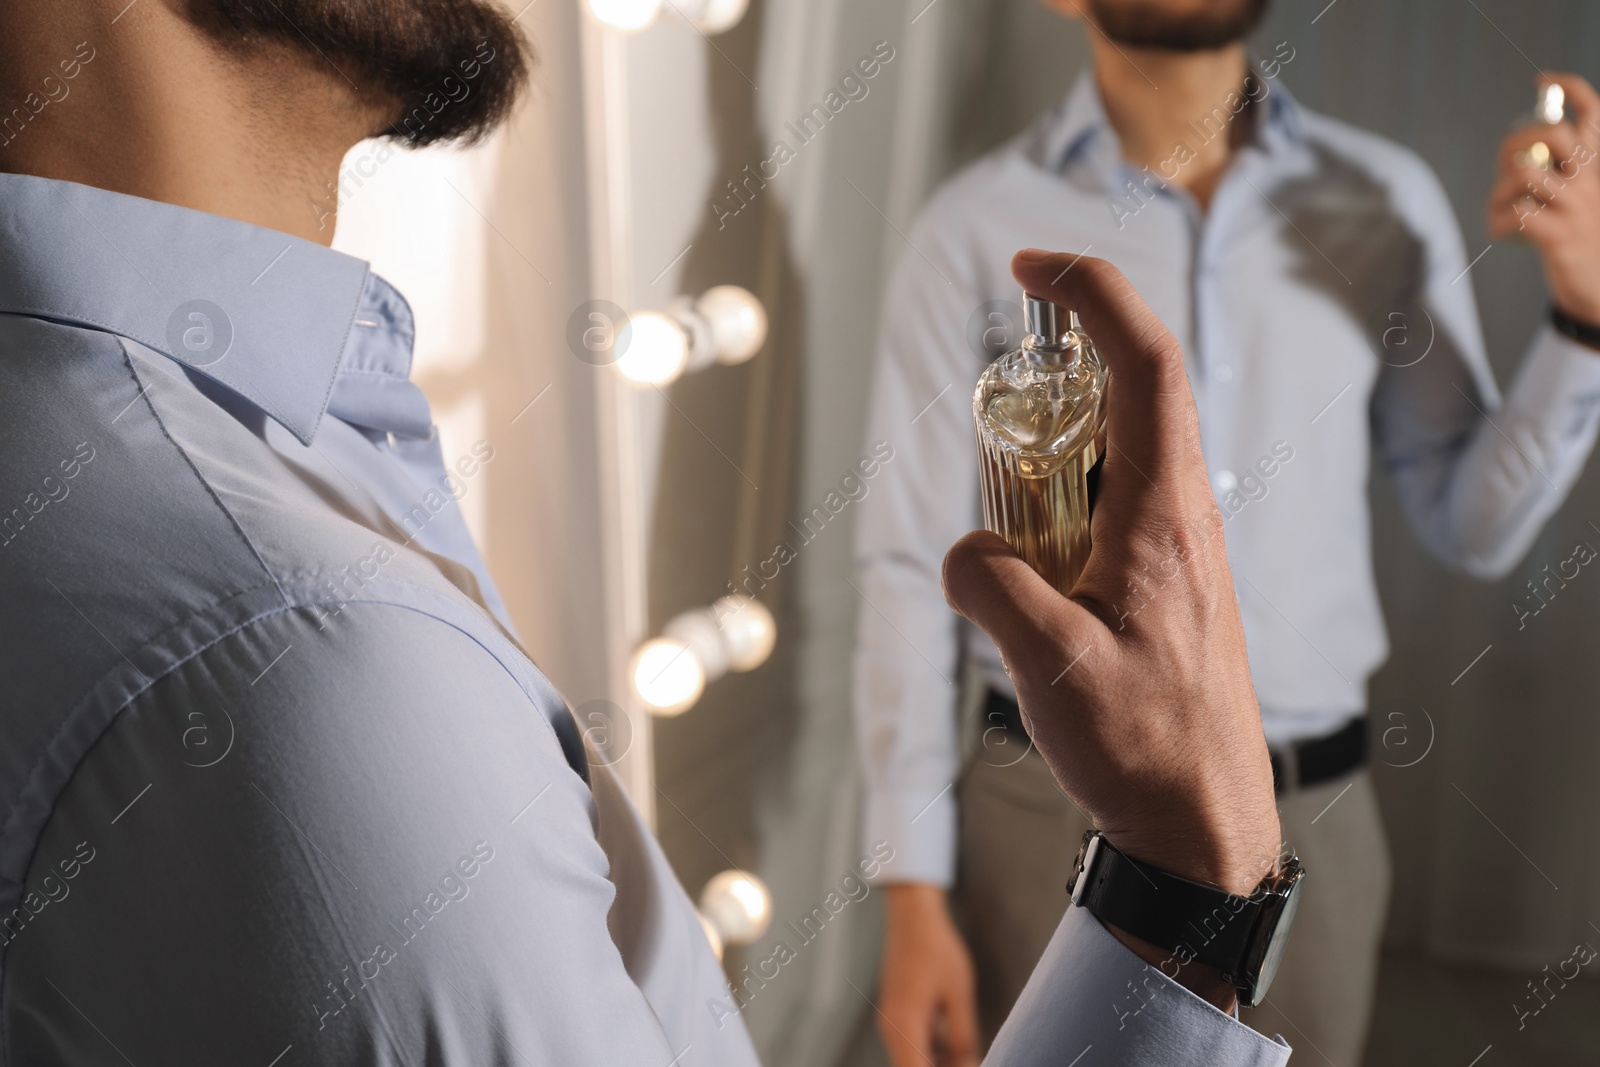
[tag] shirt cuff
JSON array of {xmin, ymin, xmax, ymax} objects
[
  {"xmin": 861, "ymin": 785, "xmax": 957, "ymax": 887},
  {"xmin": 1504, "ymin": 324, "xmax": 1600, "ymax": 431},
  {"xmin": 985, "ymin": 905, "xmax": 1291, "ymax": 1067}
]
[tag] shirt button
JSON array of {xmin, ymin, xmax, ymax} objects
[
  {"xmin": 1214, "ymin": 469, "xmax": 1237, "ymax": 492},
  {"xmin": 1211, "ymin": 364, "xmax": 1234, "ymax": 384}
]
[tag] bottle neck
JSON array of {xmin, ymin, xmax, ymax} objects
[{"xmin": 1022, "ymin": 332, "xmax": 1082, "ymax": 367}]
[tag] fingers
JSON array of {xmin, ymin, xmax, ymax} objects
[
  {"xmin": 942, "ymin": 530, "xmax": 1090, "ymax": 662},
  {"xmin": 941, "ymin": 983, "xmax": 982, "ymax": 1067},
  {"xmin": 1010, "ymin": 251, "xmax": 1200, "ymax": 492},
  {"xmin": 1499, "ymin": 123, "xmax": 1582, "ymax": 173},
  {"xmin": 876, "ymin": 988, "xmax": 978, "ymax": 1067},
  {"xmin": 1486, "ymin": 179, "xmax": 1555, "ymax": 241},
  {"xmin": 1486, "ymin": 162, "xmax": 1590, "ymax": 242},
  {"xmin": 876, "ymin": 1012, "xmax": 932, "ymax": 1067}
]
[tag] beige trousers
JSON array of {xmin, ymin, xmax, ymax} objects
[{"xmin": 951, "ymin": 744, "xmax": 1390, "ymax": 1064}]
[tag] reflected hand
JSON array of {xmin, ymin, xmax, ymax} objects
[
  {"xmin": 1488, "ymin": 74, "xmax": 1600, "ymax": 325},
  {"xmin": 942, "ymin": 251, "xmax": 1281, "ymax": 1011},
  {"xmin": 877, "ymin": 884, "xmax": 980, "ymax": 1067}
]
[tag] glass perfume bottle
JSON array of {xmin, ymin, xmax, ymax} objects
[
  {"xmin": 1513, "ymin": 82, "xmax": 1565, "ymax": 171},
  {"xmin": 973, "ymin": 293, "xmax": 1109, "ymax": 596}
]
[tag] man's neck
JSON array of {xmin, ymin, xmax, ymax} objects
[
  {"xmin": 0, "ymin": 2, "xmax": 386, "ymax": 245},
  {"xmin": 1092, "ymin": 40, "xmax": 1252, "ymax": 209}
]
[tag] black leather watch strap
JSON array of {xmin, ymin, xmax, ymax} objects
[
  {"xmin": 1069, "ymin": 833, "xmax": 1261, "ymax": 979},
  {"xmin": 1551, "ymin": 305, "xmax": 1600, "ymax": 351}
]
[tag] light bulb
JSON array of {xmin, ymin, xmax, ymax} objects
[
  {"xmin": 664, "ymin": 609, "xmax": 730, "ymax": 681},
  {"xmin": 616, "ymin": 311, "xmax": 689, "ymax": 385},
  {"xmin": 681, "ymin": 0, "xmax": 749, "ymax": 33},
  {"xmin": 630, "ymin": 637, "xmax": 705, "ymax": 715},
  {"xmin": 697, "ymin": 285, "xmax": 767, "ymax": 365},
  {"xmin": 699, "ymin": 870, "xmax": 772, "ymax": 946},
  {"xmin": 697, "ymin": 910, "xmax": 725, "ymax": 962},
  {"xmin": 713, "ymin": 595, "xmax": 776, "ymax": 671},
  {"xmin": 587, "ymin": 0, "xmax": 662, "ymax": 31}
]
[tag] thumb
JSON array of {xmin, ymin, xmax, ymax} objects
[
  {"xmin": 1010, "ymin": 251, "xmax": 1200, "ymax": 495},
  {"xmin": 942, "ymin": 531, "xmax": 1092, "ymax": 666}
]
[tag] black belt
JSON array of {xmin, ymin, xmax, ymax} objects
[
  {"xmin": 1268, "ymin": 716, "xmax": 1366, "ymax": 793},
  {"xmin": 983, "ymin": 690, "xmax": 1366, "ymax": 795}
]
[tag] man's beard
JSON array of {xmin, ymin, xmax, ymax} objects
[
  {"xmin": 186, "ymin": 0, "xmax": 532, "ymax": 146},
  {"xmin": 1086, "ymin": 0, "xmax": 1271, "ymax": 51}
]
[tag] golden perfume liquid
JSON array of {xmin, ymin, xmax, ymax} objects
[{"xmin": 973, "ymin": 294, "xmax": 1108, "ymax": 595}]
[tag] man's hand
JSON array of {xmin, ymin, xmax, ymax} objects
[
  {"xmin": 1488, "ymin": 74, "xmax": 1600, "ymax": 324},
  {"xmin": 942, "ymin": 251, "xmax": 1282, "ymax": 1011},
  {"xmin": 877, "ymin": 884, "xmax": 980, "ymax": 1067}
]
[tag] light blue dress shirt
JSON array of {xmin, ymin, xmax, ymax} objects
[
  {"xmin": 0, "ymin": 172, "xmax": 1288, "ymax": 1065},
  {"xmin": 854, "ymin": 73, "xmax": 1600, "ymax": 886}
]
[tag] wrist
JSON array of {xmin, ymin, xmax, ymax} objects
[
  {"xmin": 1071, "ymin": 824, "xmax": 1297, "ymax": 1014},
  {"xmin": 1102, "ymin": 922, "xmax": 1241, "ymax": 1013},
  {"xmin": 1551, "ymin": 303, "xmax": 1600, "ymax": 351},
  {"xmin": 884, "ymin": 882, "xmax": 950, "ymax": 919},
  {"xmin": 1102, "ymin": 810, "xmax": 1283, "ymax": 898}
]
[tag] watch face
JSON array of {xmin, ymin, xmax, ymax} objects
[{"xmin": 1251, "ymin": 876, "xmax": 1304, "ymax": 1004}]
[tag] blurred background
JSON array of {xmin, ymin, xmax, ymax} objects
[{"xmin": 330, "ymin": 0, "xmax": 1600, "ymax": 1062}]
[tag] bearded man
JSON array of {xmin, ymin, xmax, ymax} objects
[
  {"xmin": 854, "ymin": 1, "xmax": 1600, "ymax": 1063},
  {"xmin": 0, "ymin": 2, "xmax": 1321, "ymax": 1065}
]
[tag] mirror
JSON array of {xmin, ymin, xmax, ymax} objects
[{"xmin": 577, "ymin": 0, "xmax": 1600, "ymax": 1063}]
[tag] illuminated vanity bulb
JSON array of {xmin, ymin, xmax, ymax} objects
[
  {"xmin": 679, "ymin": 0, "xmax": 750, "ymax": 34},
  {"xmin": 634, "ymin": 597, "xmax": 777, "ymax": 715},
  {"xmin": 664, "ymin": 608, "xmax": 730, "ymax": 681},
  {"xmin": 713, "ymin": 595, "xmax": 775, "ymax": 671},
  {"xmin": 700, "ymin": 870, "xmax": 772, "ymax": 946},
  {"xmin": 616, "ymin": 311, "xmax": 689, "ymax": 385},
  {"xmin": 629, "ymin": 636, "xmax": 705, "ymax": 715},
  {"xmin": 697, "ymin": 285, "xmax": 767, "ymax": 365},
  {"xmin": 697, "ymin": 910, "xmax": 726, "ymax": 962},
  {"xmin": 587, "ymin": 0, "xmax": 662, "ymax": 31}
]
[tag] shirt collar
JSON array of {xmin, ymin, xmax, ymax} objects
[
  {"xmin": 1037, "ymin": 65, "xmax": 1308, "ymax": 180},
  {"xmin": 0, "ymin": 172, "xmax": 415, "ymax": 445}
]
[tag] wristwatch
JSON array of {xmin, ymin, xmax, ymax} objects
[
  {"xmin": 1551, "ymin": 305, "xmax": 1600, "ymax": 351},
  {"xmin": 1066, "ymin": 830, "xmax": 1305, "ymax": 1008}
]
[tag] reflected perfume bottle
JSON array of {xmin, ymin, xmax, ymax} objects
[
  {"xmin": 1514, "ymin": 82, "xmax": 1565, "ymax": 171},
  {"xmin": 973, "ymin": 292, "xmax": 1109, "ymax": 596}
]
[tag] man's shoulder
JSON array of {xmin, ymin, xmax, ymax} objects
[
  {"xmin": 0, "ymin": 313, "xmax": 204, "ymax": 577},
  {"xmin": 0, "ymin": 313, "xmax": 513, "ymax": 766},
  {"xmin": 890, "ymin": 134, "xmax": 1061, "ymax": 298},
  {"xmin": 913, "ymin": 135, "xmax": 1043, "ymax": 238},
  {"xmin": 1296, "ymin": 106, "xmax": 1450, "ymax": 209},
  {"xmin": 0, "ymin": 313, "xmax": 458, "ymax": 605},
  {"xmin": 0, "ymin": 314, "xmax": 303, "ymax": 610}
]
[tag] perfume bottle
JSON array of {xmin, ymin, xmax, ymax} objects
[
  {"xmin": 973, "ymin": 292, "xmax": 1109, "ymax": 596},
  {"xmin": 1513, "ymin": 82, "xmax": 1565, "ymax": 171}
]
